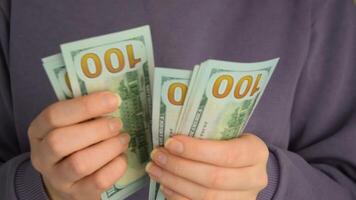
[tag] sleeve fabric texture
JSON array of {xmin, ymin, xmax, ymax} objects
[
  {"xmin": 0, "ymin": 2, "xmax": 49, "ymax": 199},
  {"xmin": 259, "ymin": 1, "xmax": 356, "ymax": 199}
]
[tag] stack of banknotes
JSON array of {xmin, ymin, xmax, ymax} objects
[
  {"xmin": 42, "ymin": 25, "xmax": 154, "ymax": 200},
  {"xmin": 150, "ymin": 59, "xmax": 278, "ymax": 200},
  {"xmin": 42, "ymin": 25, "xmax": 279, "ymax": 200}
]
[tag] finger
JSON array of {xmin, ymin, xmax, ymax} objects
[
  {"xmin": 165, "ymin": 133, "xmax": 268, "ymax": 167},
  {"xmin": 147, "ymin": 163, "xmax": 254, "ymax": 200},
  {"xmin": 150, "ymin": 149, "xmax": 267, "ymax": 190},
  {"xmin": 160, "ymin": 186, "xmax": 189, "ymax": 200},
  {"xmin": 55, "ymin": 134, "xmax": 130, "ymax": 182},
  {"xmin": 146, "ymin": 162, "xmax": 207, "ymax": 200},
  {"xmin": 71, "ymin": 155, "xmax": 128, "ymax": 197},
  {"xmin": 29, "ymin": 91, "xmax": 120, "ymax": 139},
  {"xmin": 39, "ymin": 117, "xmax": 123, "ymax": 164}
]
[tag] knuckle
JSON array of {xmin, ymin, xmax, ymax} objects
[
  {"xmin": 121, "ymin": 157, "xmax": 128, "ymax": 170},
  {"xmin": 208, "ymin": 167, "xmax": 224, "ymax": 188},
  {"xmin": 45, "ymin": 131, "xmax": 65, "ymax": 158},
  {"xmin": 43, "ymin": 105, "xmax": 58, "ymax": 127},
  {"xmin": 115, "ymin": 156, "xmax": 128, "ymax": 176},
  {"xmin": 30, "ymin": 154, "xmax": 43, "ymax": 172},
  {"xmin": 27, "ymin": 122, "xmax": 36, "ymax": 138},
  {"xmin": 258, "ymin": 170, "xmax": 268, "ymax": 189},
  {"xmin": 248, "ymin": 135, "xmax": 269, "ymax": 160},
  {"xmin": 258, "ymin": 145, "xmax": 269, "ymax": 161},
  {"xmin": 112, "ymin": 137, "xmax": 124, "ymax": 154},
  {"xmin": 67, "ymin": 155, "xmax": 88, "ymax": 177},
  {"xmin": 93, "ymin": 173, "xmax": 112, "ymax": 191},
  {"xmin": 250, "ymin": 168, "xmax": 268, "ymax": 189}
]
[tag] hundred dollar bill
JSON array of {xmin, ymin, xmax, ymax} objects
[
  {"xmin": 152, "ymin": 68, "xmax": 192, "ymax": 145},
  {"xmin": 61, "ymin": 25, "xmax": 154, "ymax": 190},
  {"xmin": 149, "ymin": 68, "xmax": 191, "ymax": 200},
  {"xmin": 42, "ymin": 53, "xmax": 73, "ymax": 100},
  {"xmin": 101, "ymin": 176, "xmax": 149, "ymax": 200},
  {"xmin": 175, "ymin": 65, "xmax": 200, "ymax": 132},
  {"xmin": 42, "ymin": 53, "xmax": 148, "ymax": 200},
  {"xmin": 176, "ymin": 58, "xmax": 279, "ymax": 139}
]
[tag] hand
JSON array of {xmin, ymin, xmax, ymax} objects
[
  {"xmin": 28, "ymin": 92, "xmax": 130, "ymax": 200},
  {"xmin": 146, "ymin": 134, "xmax": 269, "ymax": 200}
]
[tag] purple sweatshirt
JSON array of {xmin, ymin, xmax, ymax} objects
[{"xmin": 0, "ymin": 0, "xmax": 355, "ymax": 199}]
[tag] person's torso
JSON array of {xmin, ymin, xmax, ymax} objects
[{"xmin": 6, "ymin": 1, "xmax": 314, "ymax": 198}]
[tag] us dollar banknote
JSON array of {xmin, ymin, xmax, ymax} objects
[
  {"xmin": 61, "ymin": 26, "xmax": 154, "ymax": 190},
  {"xmin": 101, "ymin": 176, "xmax": 149, "ymax": 200},
  {"xmin": 44, "ymin": 25, "xmax": 155, "ymax": 199},
  {"xmin": 175, "ymin": 65, "xmax": 200, "ymax": 132},
  {"xmin": 42, "ymin": 53, "xmax": 73, "ymax": 100},
  {"xmin": 42, "ymin": 52, "xmax": 149, "ymax": 200},
  {"xmin": 149, "ymin": 68, "xmax": 191, "ymax": 200},
  {"xmin": 176, "ymin": 59, "xmax": 279, "ymax": 139}
]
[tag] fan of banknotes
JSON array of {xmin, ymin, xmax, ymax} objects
[{"xmin": 42, "ymin": 25, "xmax": 279, "ymax": 200}]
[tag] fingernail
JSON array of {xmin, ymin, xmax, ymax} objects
[
  {"xmin": 160, "ymin": 185, "xmax": 173, "ymax": 196},
  {"xmin": 108, "ymin": 118, "xmax": 121, "ymax": 132},
  {"xmin": 114, "ymin": 93, "xmax": 122, "ymax": 107},
  {"xmin": 102, "ymin": 92, "xmax": 119, "ymax": 109},
  {"xmin": 145, "ymin": 162, "xmax": 162, "ymax": 178},
  {"xmin": 119, "ymin": 133, "xmax": 130, "ymax": 145},
  {"xmin": 151, "ymin": 149, "xmax": 167, "ymax": 165},
  {"xmin": 165, "ymin": 138, "xmax": 184, "ymax": 154}
]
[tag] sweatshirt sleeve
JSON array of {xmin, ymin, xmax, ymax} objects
[
  {"xmin": 0, "ymin": 4, "xmax": 49, "ymax": 200},
  {"xmin": 258, "ymin": 0, "xmax": 356, "ymax": 199}
]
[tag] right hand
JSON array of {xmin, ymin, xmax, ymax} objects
[{"xmin": 28, "ymin": 91, "xmax": 130, "ymax": 200}]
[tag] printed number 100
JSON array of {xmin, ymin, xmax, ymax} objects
[
  {"xmin": 212, "ymin": 74, "xmax": 262, "ymax": 99},
  {"xmin": 80, "ymin": 44, "xmax": 141, "ymax": 79}
]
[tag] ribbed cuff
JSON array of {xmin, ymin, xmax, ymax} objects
[
  {"xmin": 257, "ymin": 151, "xmax": 280, "ymax": 200},
  {"xmin": 15, "ymin": 159, "xmax": 49, "ymax": 200}
]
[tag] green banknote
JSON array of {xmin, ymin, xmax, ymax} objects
[
  {"xmin": 60, "ymin": 25, "xmax": 154, "ymax": 196},
  {"xmin": 176, "ymin": 59, "xmax": 279, "ymax": 139},
  {"xmin": 175, "ymin": 65, "xmax": 200, "ymax": 132},
  {"xmin": 149, "ymin": 68, "xmax": 192, "ymax": 200},
  {"xmin": 42, "ymin": 53, "xmax": 73, "ymax": 100},
  {"xmin": 101, "ymin": 176, "xmax": 149, "ymax": 200},
  {"xmin": 42, "ymin": 53, "xmax": 148, "ymax": 200}
]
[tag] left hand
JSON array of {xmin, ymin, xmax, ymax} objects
[{"xmin": 146, "ymin": 133, "xmax": 269, "ymax": 200}]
